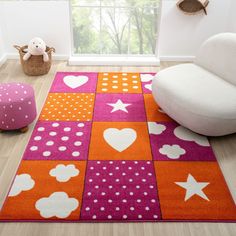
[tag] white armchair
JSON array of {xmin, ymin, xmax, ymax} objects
[{"xmin": 152, "ymin": 33, "xmax": 236, "ymax": 136}]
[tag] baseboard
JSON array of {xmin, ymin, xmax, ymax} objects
[
  {"xmin": 160, "ymin": 56, "xmax": 195, "ymax": 62},
  {"xmin": 69, "ymin": 56, "xmax": 160, "ymax": 66},
  {"xmin": 1, "ymin": 54, "xmax": 194, "ymax": 66},
  {"xmin": 0, "ymin": 54, "xmax": 7, "ymax": 67},
  {"xmin": 6, "ymin": 53, "xmax": 69, "ymax": 61},
  {"xmin": 52, "ymin": 54, "xmax": 69, "ymax": 60}
]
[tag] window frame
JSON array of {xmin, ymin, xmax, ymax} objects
[{"xmin": 69, "ymin": 0, "xmax": 162, "ymax": 65}]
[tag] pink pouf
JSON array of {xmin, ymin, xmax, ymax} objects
[{"xmin": 0, "ymin": 82, "xmax": 37, "ymax": 131}]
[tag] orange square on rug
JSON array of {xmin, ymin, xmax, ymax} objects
[
  {"xmin": 96, "ymin": 72, "xmax": 142, "ymax": 93},
  {"xmin": 40, "ymin": 93, "xmax": 95, "ymax": 121},
  {"xmin": 144, "ymin": 94, "xmax": 173, "ymax": 122},
  {"xmin": 0, "ymin": 161, "xmax": 86, "ymax": 220},
  {"xmin": 89, "ymin": 122, "xmax": 152, "ymax": 160},
  {"xmin": 154, "ymin": 161, "xmax": 236, "ymax": 220}
]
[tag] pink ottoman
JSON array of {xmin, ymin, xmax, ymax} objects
[{"xmin": 0, "ymin": 82, "xmax": 37, "ymax": 132}]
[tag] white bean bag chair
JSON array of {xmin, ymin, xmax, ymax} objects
[{"xmin": 152, "ymin": 33, "xmax": 236, "ymax": 136}]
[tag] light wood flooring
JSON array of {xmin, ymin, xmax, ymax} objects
[{"xmin": 0, "ymin": 60, "xmax": 235, "ymax": 236}]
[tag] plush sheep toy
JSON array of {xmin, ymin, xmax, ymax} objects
[{"xmin": 23, "ymin": 37, "xmax": 49, "ymax": 62}]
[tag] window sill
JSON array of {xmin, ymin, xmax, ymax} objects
[{"xmin": 68, "ymin": 56, "xmax": 160, "ymax": 66}]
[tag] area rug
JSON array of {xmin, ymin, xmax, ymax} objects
[{"xmin": 0, "ymin": 72, "xmax": 235, "ymax": 222}]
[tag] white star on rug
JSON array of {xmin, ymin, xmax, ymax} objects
[
  {"xmin": 175, "ymin": 174, "xmax": 210, "ymax": 201},
  {"xmin": 107, "ymin": 99, "xmax": 131, "ymax": 113}
]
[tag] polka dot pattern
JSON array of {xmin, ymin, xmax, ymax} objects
[
  {"xmin": 0, "ymin": 82, "xmax": 37, "ymax": 130},
  {"xmin": 23, "ymin": 121, "xmax": 92, "ymax": 160},
  {"xmin": 97, "ymin": 73, "xmax": 142, "ymax": 93},
  {"xmin": 81, "ymin": 161, "xmax": 160, "ymax": 221},
  {"xmin": 40, "ymin": 93, "xmax": 95, "ymax": 121}
]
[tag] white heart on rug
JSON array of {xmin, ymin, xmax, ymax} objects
[
  {"xmin": 63, "ymin": 75, "xmax": 89, "ymax": 89},
  {"xmin": 103, "ymin": 128, "xmax": 137, "ymax": 152},
  {"xmin": 145, "ymin": 83, "xmax": 152, "ymax": 91},
  {"xmin": 141, "ymin": 74, "xmax": 155, "ymax": 82}
]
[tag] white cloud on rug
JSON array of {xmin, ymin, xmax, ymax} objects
[
  {"xmin": 148, "ymin": 122, "xmax": 166, "ymax": 135},
  {"xmin": 35, "ymin": 192, "xmax": 79, "ymax": 218},
  {"xmin": 9, "ymin": 174, "xmax": 35, "ymax": 197},
  {"xmin": 159, "ymin": 144, "xmax": 186, "ymax": 159},
  {"xmin": 49, "ymin": 164, "xmax": 79, "ymax": 182},
  {"xmin": 174, "ymin": 126, "xmax": 210, "ymax": 147},
  {"xmin": 144, "ymin": 84, "xmax": 152, "ymax": 91}
]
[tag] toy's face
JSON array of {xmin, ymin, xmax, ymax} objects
[{"xmin": 28, "ymin": 37, "xmax": 46, "ymax": 55}]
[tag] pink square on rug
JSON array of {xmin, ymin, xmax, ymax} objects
[
  {"xmin": 93, "ymin": 93, "xmax": 146, "ymax": 121},
  {"xmin": 50, "ymin": 72, "xmax": 98, "ymax": 93},
  {"xmin": 23, "ymin": 121, "xmax": 92, "ymax": 160},
  {"xmin": 148, "ymin": 122, "xmax": 216, "ymax": 161},
  {"xmin": 80, "ymin": 160, "xmax": 161, "ymax": 221},
  {"xmin": 140, "ymin": 73, "xmax": 156, "ymax": 94}
]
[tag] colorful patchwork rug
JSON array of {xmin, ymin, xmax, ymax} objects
[{"xmin": 0, "ymin": 72, "xmax": 235, "ymax": 222}]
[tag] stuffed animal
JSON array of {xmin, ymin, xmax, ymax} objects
[{"xmin": 23, "ymin": 37, "xmax": 49, "ymax": 62}]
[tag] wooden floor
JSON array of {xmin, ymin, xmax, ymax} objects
[{"xmin": 0, "ymin": 60, "xmax": 235, "ymax": 236}]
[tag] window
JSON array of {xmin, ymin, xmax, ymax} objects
[{"xmin": 71, "ymin": 0, "xmax": 160, "ymax": 56}]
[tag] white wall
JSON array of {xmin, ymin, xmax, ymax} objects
[
  {"xmin": 228, "ymin": 0, "xmax": 236, "ymax": 32},
  {"xmin": 0, "ymin": 0, "xmax": 235, "ymax": 63},
  {"xmin": 0, "ymin": 27, "xmax": 5, "ymax": 62},
  {"xmin": 158, "ymin": 0, "xmax": 233, "ymax": 60},
  {"xmin": 0, "ymin": 0, "xmax": 71, "ymax": 59},
  {"xmin": 0, "ymin": 5, "xmax": 6, "ymax": 65}
]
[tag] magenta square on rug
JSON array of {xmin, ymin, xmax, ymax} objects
[
  {"xmin": 50, "ymin": 72, "xmax": 98, "ymax": 93},
  {"xmin": 93, "ymin": 93, "xmax": 146, "ymax": 121},
  {"xmin": 148, "ymin": 122, "xmax": 216, "ymax": 161},
  {"xmin": 23, "ymin": 121, "xmax": 92, "ymax": 160},
  {"xmin": 80, "ymin": 160, "xmax": 161, "ymax": 221},
  {"xmin": 140, "ymin": 73, "xmax": 156, "ymax": 94}
]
